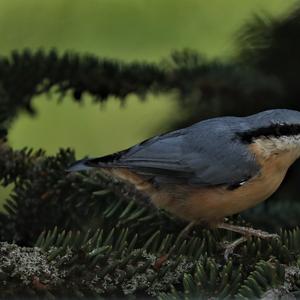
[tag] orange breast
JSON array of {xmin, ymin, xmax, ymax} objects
[
  {"xmin": 102, "ymin": 145, "xmax": 298, "ymax": 223},
  {"xmin": 150, "ymin": 145, "xmax": 296, "ymax": 222}
]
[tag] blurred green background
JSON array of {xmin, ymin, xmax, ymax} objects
[
  {"xmin": 0, "ymin": 0, "xmax": 298, "ymax": 215},
  {"xmin": 3, "ymin": 0, "xmax": 296, "ymax": 159}
]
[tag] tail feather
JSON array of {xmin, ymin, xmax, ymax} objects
[
  {"xmin": 67, "ymin": 148, "xmax": 130, "ymax": 172},
  {"xmin": 67, "ymin": 159, "xmax": 94, "ymax": 172}
]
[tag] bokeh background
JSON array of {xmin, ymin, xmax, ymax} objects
[
  {"xmin": 1, "ymin": 0, "xmax": 299, "ymax": 215},
  {"xmin": 3, "ymin": 0, "xmax": 296, "ymax": 157}
]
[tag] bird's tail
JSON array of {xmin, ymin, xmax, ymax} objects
[
  {"xmin": 67, "ymin": 148, "xmax": 130, "ymax": 172},
  {"xmin": 67, "ymin": 153, "xmax": 125, "ymax": 172},
  {"xmin": 67, "ymin": 159, "xmax": 95, "ymax": 172}
]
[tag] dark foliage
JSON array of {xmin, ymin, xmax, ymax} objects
[
  {"xmin": 237, "ymin": 5, "xmax": 300, "ymax": 105},
  {"xmin": 0, "ymin": 49, "xmax": 284, "ymax": 127}
]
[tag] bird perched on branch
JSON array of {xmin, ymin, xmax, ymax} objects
[{"xmin": 69, "ymin": 109, "xmax": 300, "ymax": 255}]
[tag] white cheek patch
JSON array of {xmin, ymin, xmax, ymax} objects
[{"xmin": 253, "ymin": 134, "xmax": 300, "ymax": 158}]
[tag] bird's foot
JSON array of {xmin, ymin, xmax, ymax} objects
[
  {"xmin": 217, "ymin": 222, "xmax": 279, "ymax": 239},
  {"xmin": 217, "ymin": 222, "xmax": 279, "ymax": 260},
  {"xmin": 239, "ymin": 227, "xmax": 279, "ymax": 239},
  {"xmin": 223, "ymin": 236, "xmax": 247, "ymax": 260}
]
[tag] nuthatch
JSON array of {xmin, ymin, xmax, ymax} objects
[{"xmin": 69, "ymin": 109, "xmax": 300, "ymax": 250}]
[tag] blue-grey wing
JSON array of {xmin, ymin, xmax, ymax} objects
[{"xmin": 115, "ymin": 118, "xmax": 260, "ymax": 186}]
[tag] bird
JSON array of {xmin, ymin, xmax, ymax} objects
[{"xmin": 69, "ymin": 109, "xmax": 300, "ymax": 255}]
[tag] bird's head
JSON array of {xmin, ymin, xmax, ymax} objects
[{"xmin": 237, "ymin": 109, "xmax": 300, "ymax": 160}]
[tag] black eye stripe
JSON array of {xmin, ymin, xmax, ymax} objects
[{"xmin": 237, "ymin": 124, "xmax": 300, "ymax": 143}]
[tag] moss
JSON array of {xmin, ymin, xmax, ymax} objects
[{"xmin": 0, "ymin": 242, "xmax": 62, "ymax": 290}]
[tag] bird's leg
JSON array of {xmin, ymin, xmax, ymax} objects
[
  {"xmin": 217, "ymin": 222, "xmax": 279, "ymax": 259},
  {"xmin": 217, "ymin": 222, "xmax": 279, "ymax": 239},
  {"xmin": 223, "ymin": 236, "xmax": 247, "ymax": 260}
]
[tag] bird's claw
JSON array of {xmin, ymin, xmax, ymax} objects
[
  {"xmin": 244, "ymin": 229, "xmax": 280, "ymax": 240},
  {"xmin": 223, "ymin": 236, "xmax": 247, "ymax": 260},
  {"xmin": 223, "ymin": 232, "xmax": 280, "ymax": 260}
]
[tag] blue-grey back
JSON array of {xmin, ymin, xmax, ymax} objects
[
  {"xmin": 74, "ymin": 109, "xmax": 300, "ymax": 186},
  {"xmin": 118, "ymin": 116, "xmax": 258, "ymax": 185}
]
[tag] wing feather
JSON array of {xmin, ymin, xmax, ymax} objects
[{"xmin": 86, "ymin": 118, "xmax": 260, "ymax": 186}]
